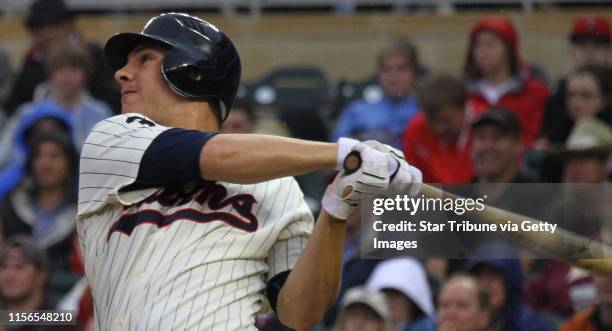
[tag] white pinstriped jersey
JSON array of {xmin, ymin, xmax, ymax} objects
[{"xmin": 77, "ymin": 113, "xmax": 313, "ymax": 331}]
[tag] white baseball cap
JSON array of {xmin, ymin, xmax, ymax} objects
[{"xmin": 341, "ymin": 286, "xmax": 390, "ymax": 320}]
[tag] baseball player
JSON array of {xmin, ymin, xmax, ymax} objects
[{"xmin": 76, "ymin": 13, "xmax": 421, "ymax": 330}]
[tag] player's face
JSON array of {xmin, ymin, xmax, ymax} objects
[
  {"xmin": 438, "ymin": 279, "xmax": 490, "ymax": 331},
  {"xmin": 341, "ymin": 304, "xmax": 385, "ymax": 331},
  {"xmin": 115, "ymin": 45, "xmax": 185, "ymax": 115},
  {"xmin": 378, "ymin": 52, "xmax": 415, "ymax": 99},
  {"xmin": 471, "ymin": 125, "xmax": 522, "ymax": 180},
  {"xmin": 566, "ymin": 72, "xmax": 605, "ymax": 121},
  {"xmin": 0, "ymin": 248, "xmax": 45, "ymax": 302},
  {"xmin": 473, "ymin": 31, "xmax": 509, "ymax": 77},
  {"xmin": 32, "ymin": 141, "xmax": 70, "ymax": 190}
]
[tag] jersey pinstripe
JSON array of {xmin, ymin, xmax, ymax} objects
[{"xmin": 77, "ymin": 113, "xmax": 313, "ymax": 331}]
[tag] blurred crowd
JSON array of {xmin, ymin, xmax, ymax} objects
[{"xmin": 0, "ymin": 0, "xmax": 611, "ymax": 330}]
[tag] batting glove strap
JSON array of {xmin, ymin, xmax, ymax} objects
[{"xmin": 362, "ymin": 140, "xmax": 423, "ymax": 197}]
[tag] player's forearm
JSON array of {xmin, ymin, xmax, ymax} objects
[
  {"xmin": 276, "ymin": 211, "xmax": 346, "ymax": 330},
  {"xmin": 200, "ymin": 134, "xmax": 337, "ymax": 184}
]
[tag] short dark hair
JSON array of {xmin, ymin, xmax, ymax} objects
[
  {"xmin": 377, "ymin": 39, "xmax": 420, "ymax": 73},
  {"xmin": 46, "ymin": 43, "xmax": 92, "ymax": 75},
  {"xmin": 417, "ymin": 74, "xmax": 467, "ymax": 116},
  {"xmin": 0, "ymin": 235, "xmax": 49, "ymax": 271}
]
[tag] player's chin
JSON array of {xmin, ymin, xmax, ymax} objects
[{"xmin": 121, "ymin": 103, "xmax": 144, "ymax": 114}]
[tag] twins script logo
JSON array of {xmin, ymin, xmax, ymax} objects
[{"xmin": 108, "ymin": 182, "xmax": 258, "ymax": 239}]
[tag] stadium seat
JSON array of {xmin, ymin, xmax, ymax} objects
[{"xmin": 246, "ymin": 65, "xmax": 331, "ymax": 111}]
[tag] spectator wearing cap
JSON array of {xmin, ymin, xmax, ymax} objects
[
  {"xmin": 471, "ymin": 107, "xmax": 534, "ymax": 185},
  {"xmin": 0, "ymin": 235, "xmax": 79, "ymax": 331},
  {"xmin": 437, "ymin": 273, "xmax": 492, "ymax": 331},
  {"xmin": 569, "ymin": 16, "xmax": 611, "ymax": 68},
  {"xmin": 3, "ymin": 0, "xmax": 119, "ymax": 116},
  {"xmin": 560, "ymin": 269, "xmax": 612, "ymax": 331},
  {"xmin": 333, "ymin": 286, "xmax": 394, "ymax": 331},
  {"xmin": 332, "ymin": 40, "xmax": 421, "ymax": 149},
  {"xmin": 543, "ymin": 118, "xmax": 612, "ymax": 239},
  {"xmin": 466, "ymin": 107, "xmax": 549, "ymax": 227},
  {"xmin": 464, "ymin": 17, "xmax": 550, "ymax": 148},
  {"xmin": 0, "ymin": 131, "xmax": 78, "ymax": 272},
  {"xmin": 555, "ymin": 118, "xmax": 612, "ymax": 232},
  {"xmin": 444, "ymin": 109, "xmax": 554, "ymax": 275},
  {"xmin": 0, "ymin": 43, "xmax": 111, "ymax": 170},
  {"xmin": 367, "ymin": 258, "xmax": 436, "ymax": 331},
  {"xmin": 539, "ymin": 16, "xmax": 611, "ymax": 158},
  {"xmin": 403, "ymin": 73, "xmax": 478, "ymax": 184},
  {"xmin": 562, "ymin": 117, "xmax": 612, "ymax": 184},
  {"xmin": 467, "ymin": 252, "xmax": 555, "ymax": 331}
]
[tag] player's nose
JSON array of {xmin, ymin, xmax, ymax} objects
[{"xmin": 114, "ymin": 63, "xmax": 135, "ymax": 84}]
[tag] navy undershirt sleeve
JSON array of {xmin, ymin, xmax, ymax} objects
[
  {"xmin": 134, "ymin": 128, "xmax": 217, "ymax": 187},
  {"xmin": 266, "ymin": 270, "xmax": 291, "ymax": 313}
]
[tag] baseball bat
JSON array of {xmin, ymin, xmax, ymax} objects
[{"xmin": 343, "ymin": 153, "xmax": 612, "ymax": 275}]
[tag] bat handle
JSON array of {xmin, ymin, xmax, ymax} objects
[{"xmin": 343, "ymin": 151, "xmax": 362, "ymax": 175}]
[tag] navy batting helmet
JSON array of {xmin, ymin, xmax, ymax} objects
[{"xmin": 104, "ymin": 12, "xmax": 241, "ymax": 122}]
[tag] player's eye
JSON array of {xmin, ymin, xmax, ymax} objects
[{"xmin": 140, "ymin": 54, "xmax": 154, "ymax": 64}]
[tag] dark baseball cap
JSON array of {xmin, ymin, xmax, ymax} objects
[
  {"xmin": 471, "ymin": 107, "xmax": 521, "ymax": 137},
  {"xmin": 570, "ymin": 15, "xmax": 611, "ymax": 44},
  {"xmin": 25, "ymin": 0, "xmax": 75, "ymax": 30}
]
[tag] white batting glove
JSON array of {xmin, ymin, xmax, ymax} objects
[
  {"xmin": 323, "ymin": 142, "xmax": 390, "ymax": 220},
  {"xmin": 363, "ymin": 140, "xmax": 423, "ymax": 197}
]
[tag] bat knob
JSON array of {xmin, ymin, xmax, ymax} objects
[{"xmin": 343, "ymin": 151, "xmax": 362, "ymax": 175}]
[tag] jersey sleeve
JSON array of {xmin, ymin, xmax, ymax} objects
[
  {"xmin": 265, "ymin": 179, "xmax": 314, "ymax": 281},
  {"xmin": 78, "ymin": 114, "xmax": 171, "ymax": 216}
]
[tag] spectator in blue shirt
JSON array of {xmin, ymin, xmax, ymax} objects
[{"xmin": 332, "ymin": 40, "xmax": 421, "ymax": 149}]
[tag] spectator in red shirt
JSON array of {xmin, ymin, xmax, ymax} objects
[
  {"xmin": 465, "ymin": 17, "xmax": 550, "ymax": 148},
  {"xmin": 403, "ymin": 74, "xmax": 478, "ymax": 184}
]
